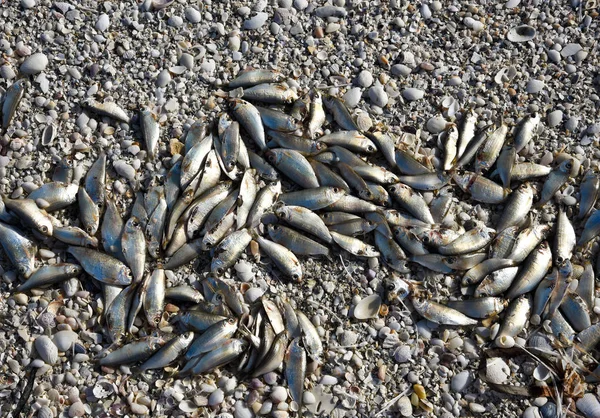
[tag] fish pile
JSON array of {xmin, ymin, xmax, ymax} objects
[{"xmin": 2, "ymin": 67, "xmax": 600, "ymax": 415}]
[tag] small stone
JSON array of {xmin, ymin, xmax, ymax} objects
[
  {"xmin": 21, "ymin": 0, "xmax": 36, "ymax": 8},
  {"xmin": 243, "ymin": 13, "xmax": 269, "ymax": 30},
  {"xmin": 547, "ymin": 110, "xmax": 563, "ymax": 127},
  {"xmin": 168, "ymin": 15, "xmax": 184, "ymax": 28},
  {"xmin": 294, "ymin": 0, "xmax": 308, "ymax": 10},
  {"xmin": 526, "ymin": 79, "xmax": 544, "ymax": 94},
  {"xmin": 402, "ymin": 88, "xmax": 424, "ymax": 101},
  {"xmin": 95, "ymin": 14, "xmax": 110, "ymax": 32},
  {"xmin": 548, "ymin": 50, "xmax": 561, "ymax": 63},
  {"xmin": 303, "ymin": 391, "xmax": 316, "ymax": 405},
  {"xmin": 113, "ymin": 161, "xmax": 136, "ymax": 181},
  {"xmin": 342, "ymin": 87, "xmax": 362, "ymax": 108},
  {"xmin": 244, "ymin": 287, "xmax": 264, "ymax": 303},
  {"xmin": 426, "ymin": 116, "xmax": 449, "ymax": 133},
  {"xmin": 451, "ymin": 371, "xmax": 470, "ymax": 393},
  {"xmin": 53, "ymin": 330, "xmax": 78, "ymax": 352},
  {"xmin": 561, "ymin": 43, "xmax": 582, "ymax": 57},
  {"xmin": 20, "ymin": 53, "xmax": 48, "ymax": 75},
  {"xmin": 340, "ymin": 330, "xmax": 358, "ymax": 346},
  {"xmin": 320, "ymin": 375, "xmax": 338, "ymax": 385},
  {"xmin": 68, "ymin": 402, "xmax": 85, "ymax": 417},
  {"xmin": 156, "ymin": 69, "xmax": 171, "ymax": 88},
  {"xmin": 396, "ymin": 396, "xmax": 413, "ymax": 417},
  {"xmin": 368, "ymin": 85, "xmax": 388, "ymax": 107},
  {"xmin": 271, "ymin": 386, "xmax": 287, "ymax": 403},
  {"xmin": 208, "ymin": 389, "xmax": 224, "ymax": 406},
  {"xmin": 565, "ymin": 116, "xmax": 579, "ymax": 132},
  {"xmin": 185, "ymin": 7, "xmax": 202, "ymax": 23},
  {"xmin": 0, "ymin": 65, "xmax": 16, "ymax": 80},
  {"xmin": 486, "ymin": 357, "xmax": 510, "ymax": 384},
  {"xmin": 392, "ymin": 64, "xmax": 411, "ymax": 77},
  {"xmin": 356, "ymin": 70, "xmax": 373, "ymax": 88}
]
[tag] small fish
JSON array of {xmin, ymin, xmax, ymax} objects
[
  {"xmin": 456, "ymin": 109, "xmax": 478, "ymax": 159},
  {"xmin": 97, "ymin": 336, "xmax": 165, "ymax": 366},
  {"xmin": 514, "ymin": 113, "xmax": 540, "ymax": 153},
  {"xmin": 83, "ymin": 99, "xmax": 130, "ymax": 123},
  {"xmin": 535, "ymin": 158, "xmax": 573, "ymax": 207},
  {"xmin": 437, "ymin": 226, "xmax": 495, "ymax": 256},
  {"xmin": 285, "ymin": 338, "xmax": 307, "ymax": 408},
  {"xmin": 388, "ymin": 183, "xmax": 435, "ymax": 224},
  {"xmin": 578, "ymin": 170, "xmax": 600, "ymax": 220},
  {"xmin": 323, "ymin": 95, "xmax": 359, "ymax": 131},
  {"xmin": 139, "ymin": 109, "xmax": 160, "ymax": 160},
  {"xmin": 442, "ymin": 125, "xmax": 459, "ymax": 171},
  {"xmin": 475, "ymin": 123, "xmax": 508, "ymax": 174},
  {"xmin": 452, "ymin": 171, "xmax": 510, "ymax": 204},
  {"xmin": 319, "ymin": 131, "xmax": 377, "ymax": 154},
  {"xmin": 3, "ymin": 197, "xmax": 54, "ymax": 236},
  {"xmin": 330, "ymin": 231, "xmax": 380, "ymax": 258},
  {"xmin": 554, "ymin": 205, "xmax": 576, "ymax": 264},
  {"xmin": 306, "ymin": 91, "xmax": 326, "ymax": 138},
  {"xmin": 139, "ymin": 332, "xmax": 195, "ymax": 372},
  {"xmin": 16, "ymin": 263, "xmax": 82, "ymax": 292},
  {"xmin": 497, "ymin": 143, "xmax": 516, "ymax": 189},
  {"xmin": 242, "ymin": 83, "xmax": 298, "ymax": 104},
  {"xmin": 228, "ymin": 69, "xmax": 284, "ymax": 88},
  {"xmin": 255, "ymin": 234, "xmax": 303, "ymax": 281},
  {"xmin": 411, "ymin": 298, "xmax": 478, "ymax": 326},
  {"xmin": 495, "ymin": 183, "xmax": 534, "ymax": 232},
  {"xmin": 67, "ymin": 246, "xmax": 132, "ymax": 286},
  {"xmin": 211, "ymin": 229, "xmax": 252, "ymax": 276},
  {"xmin": 505, "ymin": 241, "xmax": 552, "ymax": 300},
  {"xmin": 77, "ymin": 187, "xmax": 100, "ymax": 235},
  {"xmin": 28, "ymin": 182, "xmax": 78, "ymax": 212},
  {"xmin": 143, "ymin": 268, "xmax": 166, "ymax": 328},
  {"xmin": 275, "ymin": 204, "xmax": 332, "ymax": 243},
  {"xmin": 121, "ymin": 216, "xmax": 146, "ymax": 284},
  {"xmin": 447, "ymin": 297, "xmax": 507, "ymax": 319},
  {"xmin": 495, "ymin": 295, "xmax": 531, "ymax": 348},
  {"xmin": 265, "ymin": 148, "xmax": 319, "ymax": 189},
  {"xmin": 2, "ymin": 79, "xmax": 26, "ymax": 130}
]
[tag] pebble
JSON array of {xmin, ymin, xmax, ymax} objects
[
  {"xmin": 526, "ymin": 79, "xmax": 545, "ymax": 94},
  {"xmin": 356, "ymin": 70, "xmax": 374, "ymax": 88},
  {"xmin": 35, "ymin": 335, "xmax": 58, "ymax": 365},
  {"xmin": 209, "ymin": 389, "xmax": 224, "ymax": 406},
  {"xmin": 402, "ymin": 88, "xmax": 424, "ymax": 101},
  {"xmin": 21, "ymin": 0, "xmax": 36, "ymax": 8},
  {"xmin": 244, "ymin": 287, "xmax": 264, "ymax": 303},
  {"xmin": 303, "ymin": 391, "xmax": 316, "ymax": 405},
  {"xmin": 271, "ymin": 386, "xmax": 288, "ymax": 403},
  {"xmin": 68, "ymin": 402, "xmax": 85, "ymax": 417},
  {"xmin": 426, "ymin": 116, "xmax": 448, "ymax": 133},
  {"xmin": 368, "ymin": 85, "xmax": 388, "ymax": 107},
  {"xmin": 451, "ymin": 371, "xmax": 470, "ymax": 393},
  {"xmin": 95, "ymin": 14, "xmax": 110, "ymax": 32},
  {"xmin": 320, "ymin": 375, "xmax": 338, "ymax": 385},
  {"xmin": 391, "ymin": 64, "xmax": 412, "ymax": 77},
  {"xmin": 486, "ymin": 357, "xmax": 510, "ymax": 384},
  {"xmin": 565, "ymin": 116, "xmax": 579, "ymax": 132},
  {"xmin": 20, "ymin": 53, "xmax": 48, "ymax": 75},
  {"xmin": 243, "ymin": 13, "xmax": 269, "ymax": 30},
  {"xmin": 113, "ymin": 161, "xmax": 136, "ymax": 181},
  {"xmin": 156, "ymin": 69, "xmax": 171, "ymax": 88},
  {"xmin": 53, "ymin": 330, "xmax": 78, "ymax": 352},
  {"xmin": 396, "ymin": 396, "xmax": 413, "ymax": 416},
  {"xmin": 561, "ymin": 43, "xmax": 582, "ymax": 57},
  {"xmin": 185, "ymin": 7, "xmax": 202, "ymax": 23},
  {"xmin": 547, "ymin": 110, "xmax": 563, "ymax": 127},
  {"xmin": 0, "ymin": 65, "xmax": 16, "ymax": 80},
  {"xmin": 293, "ymin": 0, "xmax": 308, "ymax": 10},
  {"xmin": 343, "ymin": 87, "xmax": 362, "ymax": 108},
  {"xmin": 168, "ymin": 15, "xmax": 184, "ymax": 28}
]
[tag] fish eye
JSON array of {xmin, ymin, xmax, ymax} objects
[
  {"xmin": 292, "ymin": 273, "xmax": 300, "ymax": 280},
  {"xmin": 446, "ymin": 257, "xmax": 456, "ymax": 264},
  {"xmin": 216, "ymin": 267, "xmax": 224, "ymax": 275},
  {"xmin": 18, "ymin": 266, "xmax": 26, "ymax": 274},
  {"xmin": 228, "ymin": 317, "xmax": 236, "ymax": 324},
  {"xmin": 367, "ymin": 145, "xmax": 375, "ymax": 152},
  {"xmin": 566, "ymin": 162, "xmax": 573, "ymax": 169},
  {"xmin": 333, "ymin": 187, "xmax": 340, "ymax": 193},
  {"xmin": 556, "ymin": 256, "xmax": 564, "ymax": 264},
  {"xmin": 273, "ymin": 225, "xmax": 279, "ymax": 230},
  {"xmin": 422, "ymin": 236, "xmax": 430, "ymax": 243},
  {"xmin": 41, "ymin": 225, "xmax": 48, "ymax": 233}
]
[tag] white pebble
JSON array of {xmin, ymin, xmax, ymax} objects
[
  {"xmin": 526, "ymin": 79, "xmax": 544, "ymax": 94},
  {"xmin": 95, "ymin": 14, "xmax": 110, "ymax": 32},
  {"xmin": 343, "ymin": 87, "xmax": 362, "ymax": 108},
  {"xmin": 68, "ymin": 402, "xmax": 85, "ymax": 417},
  {"xmin": 356, "ymin": 70, "xmax": 373, "ymax": 88},
  {"xmin": 208, "ymin": 389, "xmax": 224, "ymax": 406},
  {"xmin": 402, "ymin": 88, "xmax": 424, "ymax": 101},
  {"xmin": 271, "ymin": 386, "xmax": 288, "ymax": 403},
  {"xmin": 156, "ymin": 69, "xmax": 171, "ymax": 88},
  {"xmin": 547, "ymin": 110, "xmax": 563, "ymax": 127},
  {"xmin": 243, "ymin": 13, "xmax": 269, "ymax": 30},
  {"xmin": 20, "ymin": 53, "xmax": 48, "ymax": 75},
  {"xmin": 302, "ymin": 391, "xmax": 316, "ymax": 405},
  {"xmin": 368, "ymin": 85, "xmax": 388, "ymax": 107},
  {"xmin": 486, "ymin": 357, "xmax": 510, "ymax": 384},
  {"xmin": 451, "ymin": 370, "xmax": 470, "ymax": 393},
  {"xmin": 320, "ymin": 375, "xmax": 338, "ymax": 385},
  {"xmin": 185, "ymin": 7, "xmax": 202, "ymax": 23},
  {"xmin": 52, "ymin": 330, "xmax": 78, "ymax": 352},
  {"xmin": 21, "ymin": 0, "xmax": 36, "ymax": 8}
]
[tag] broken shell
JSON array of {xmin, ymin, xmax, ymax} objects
[
  {"xmin": 41, "ymin": 123, "xmax": 56, "ymax": 146},
  {"xmin": 507, "ymin": 25, "xmax": 536, "ymax": 43},
  {"xmin": 353, "ymin": 294, "xmax": 382, "ymax": 320},
  {"xmin": 152, "ymin": 0, "xmax": 175, "ymax": 10},
  {"xmin": 533, "ymin": 364, "xmax": 551, "ymax": 381},
  {"xmin": 93, "ymin": 380, "xmax": 115, "ymax": 399}
]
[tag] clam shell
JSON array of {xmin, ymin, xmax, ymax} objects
[
  {"xmin": 507, "ymin": 25, "xmax": 536, "ymax": 42},
  {"xmin": 152, "ymin": 0, "xmax": 174, "ymax": 10},
  {"xmin": 353, "ymin": 294, "xmax": 382, "ymax": 320},
  {"xmin": 34, "ymin": 335, "xmax": 59, "ymax": 365},
  {"xmin": 41, "ymin": 123, "xmax": 56, "ymax": 146}
]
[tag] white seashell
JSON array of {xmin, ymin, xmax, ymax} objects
[
  {"xmin": 52, "ymin": 330, "xmax": 78, "ymax": 351},
  {"xmin": 507, "ymin": 25, "xmax": 536, "ymax": 43},
  {"xmin": 426, "ymin": 115, "xmax": 449, "ymax": 134},
  {"xmin": 41, "ymin": 123, "xmax": 56, "ymax": 146},
  {"xmin": 532, "ymin": 364, "xmax": 551, "ymax": 381},
  {"xmin": 169, "ymin": 66, "xmax": 187, "ymax": 75},
  {"xmin": 92, "ymin": 380, "xmax": 114, "ymax": 399},
  {"xmin": 494, "ymin": 67, "xmax": 509, "ymax": 85},
  {"xmin": 34, "ymin": 335, "xmax": 59, "ymax": 365},
  {"xmin": 353, "ymin": 294, "xmax": 382, "ymax": 320},
  {"xmin": 179, "ymin": 400, "xmax": 197, "ymax": 413},
  {"xmin": 577, "ymin": 393, "xmax": 600, "ymax": 418},
  {"xmin": 355, "ymin": 111, "xmax": 373, "ymax": 132}
]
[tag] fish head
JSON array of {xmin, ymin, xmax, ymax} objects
[{"xmin": 385, "ymin": 274, "xmax": 411, "ymax": 302}]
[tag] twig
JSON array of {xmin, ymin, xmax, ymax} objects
[{"xmin": 374, "ymin": 388, "xmax": 409, "ymax": 417}]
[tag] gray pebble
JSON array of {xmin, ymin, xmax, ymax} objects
[
  {"xmin": 342, "ymin": 87, "xmax": 362, "ymax": 108},
  {"xmin": 68, "ymin": 402, "xmax": 85, "ymax": 418},
  {"xmin": 561, "ymin": 43, "xmax": 582, "ymax": 57},
  {"xmin": 356, "ymin": 70, "xmax": 373, "ymax": 88},
  {"xmin": 303, "ymin": 391, "xmax": 316, "ymax": 404},
  {"xmin": 234, "ymin": 401, "xmax": 253, "ymax": 418},
  {"xmin": 185, "ymin": 7, "xmax": 202, "ymax": 23},
  {"xmin": 526, "ymin": 79, "xmax": 544, "ymax": 94},
  {"xmin": 369, "ymin": 85, "xmax": 388, "ymax": 107},
  {"xmin": 426, "ymin": 116, "xmax": 448, "ymax": 133},
  {"xmin": 208, "ymin": 389, "xmax": 224, "ymax": 406},
  {"xmin": 180, "ymin": 53, "xmax": 194, "ymax": 70},
  {"xmin": 548, "ymin": 50, "xmax": 561, "ymax": 63},
  {"xmin": 34, "ymin": 335, "xmax": 59, "ymax": 365},
  {"xmin": 21, "ymin": 0, "xmax": 36, "ymax": 8},
  {"xmin": 293, "ymin": 0, "xmax": 308, "ymax": 10},
  {"xmin": 244, "ymin": 287, "xmax": 264, "ymax": 303},
  {"xmin": 243, "ymin": 13, "xmax": 269, "ymax": 30},
  {"xmin": 396, "ymin": 396, "xmax": 413, "ymax": 416},
  {"xmin": 314, "ymin": 5, "xmax": 347, "ymax": 18},
  {"xmin": 156, "ymin": 69, "xmax": 171, "ymax": 88},
  {"xmin": 565, "ymin": 116, "xmax": 579, "ymax": 132},
  {"xmin": 95, "ymin": 14, "xmax": 110, "ymax": 32},
  {"xmin": 113, "ymin": 161, "xmax": 136, "ymax": 181},
  {"xmin": 340, "ymin": 330, "xmax": 358, "ymax": 346},
  {"xmin": 391, "ymin": 64, "xmax": 412, "ymax": 77},
  {"xmin": 547, "ymin": 110, "xmax": 563, "ymax": 127},
  {"xmin": 20, "ymin": 53, "xmax": 48, "ymax": 75},
  {"xmin": 0, "ymin": 65, "xmax": 16, "ymax": 80},
  {"xmin": 402, "ymin": 88, "xmax": 424, "ymax": 101},
  {"xmin": 168, "ymin": 15, "xmax": 184, "ymax": 28},
  {"xmin": 451, "ymin": 370, "xmax": 470, "ymax": 392},
  {"xmin": 52, "ymin": 330, "xmax": 78, "ymax": 351}
]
